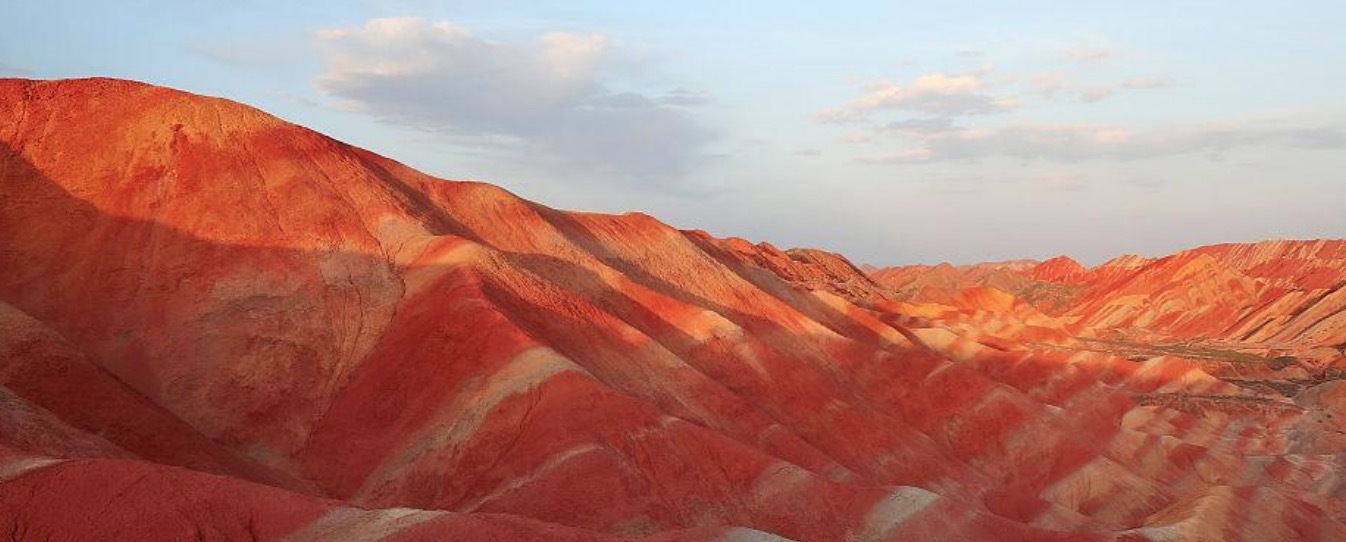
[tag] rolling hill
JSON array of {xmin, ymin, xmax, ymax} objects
[{"xmin": 2, "ymin": 77, "xmax": 1345, "ymax": 541}]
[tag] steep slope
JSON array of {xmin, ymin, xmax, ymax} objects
[
  {"xmin": 1190, "ymin": 241, "xmax": 1346, "ymax": 349},
  {"xmin": 1068, "ymin": 252, "xmax": 1264, "ymax": 339},
  {"xmin": 2, "ymin": 77, "xmax": 1345, "ymax": 541},
  {"xmin": 1063, "ymin": 242, "xmax": 1346, "ymax": 357}
]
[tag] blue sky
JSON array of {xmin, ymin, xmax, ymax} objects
[{"xmin": 3, "ymin": 1, "xmax": 1344, "ymax": 265}]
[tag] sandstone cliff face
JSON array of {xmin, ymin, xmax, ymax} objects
[{"xmin": 2, "ymin": 78, "xmax": 1345, "ymax": 541}]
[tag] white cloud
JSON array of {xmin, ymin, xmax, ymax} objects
[
  {"xmin": 819, "ymin": 63, "xmax": 1166, "ymax": 127},
  {"xmin": 313, "ymin": 17, "xmax": 715, "ymax": 189},
  {"xmin": 538, "ymin": 32, "xmax": 608, "ymax": 78},
  {"xmin": 817, "ymin": 66, "xmax": 1019, "ymax": 122},
  {"xmin": 815, "ymin": 45, "xmax": 1245, "ymax": 168}
]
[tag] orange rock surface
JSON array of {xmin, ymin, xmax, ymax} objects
[
  {"xmin": 1026, "ymin": 256, "xmax": 1090, "ymax": 285},
  {"xmin": 2, "ymin": 78, "xmax": 1345, "ymax": 541}
]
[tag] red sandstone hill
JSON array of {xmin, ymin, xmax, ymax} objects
[
  {"xmin": 3, "ymin": 78, "xmax": 1346, "ymax": 541},
  {"xmin": 872, "ymin": 259, "xmax": 1083, "ymax": 315},
  {"xmin": 1025, "ymin": 256, "xmax": 1089, "ymax": 285},
  {"xmin": 874, "ymin": 243, "xmax": 1346, "ymax": 356}
]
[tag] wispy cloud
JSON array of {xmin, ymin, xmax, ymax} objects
[
  {"xmin": 856, "ymin": 121, "xmax": 1346, "ymax": 164},
  {"xmin": 819, "ymin": 61, "xmax": 1171, "ymax": 127},
  {"xmin": 1022, "ymin": 72, "xmax": 1141, "ymax": 104},
  {"xmin": 814, "ymin": 45, "xmax": 1254, "ymax": 168},
  {"xmin": 880, "ymin": 117, "xmax": 956, "ymax": 135},
  {"xmin": 816, "ymin": 66, "xmax": 1018, "ymax": 122},
  {"xmin": 658, "ymin": 88, "xmax": 713, "ymax": 108},
  {"xmin": 313, "ymin": 17, "xmax": 717, "ymax": 191}
]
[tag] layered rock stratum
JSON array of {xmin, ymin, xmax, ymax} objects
[{"xmin": 2, "ymin": 78, "xmax": 1345, "ymax": 541}]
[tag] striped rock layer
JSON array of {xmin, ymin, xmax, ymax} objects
[
  {"xmin": 875, "ymin": 245, "xmax": 1346, "ymax": 356},
  {"xmin": 1, "ymin": 78, "xmax": 1344, "ymax": 541}
]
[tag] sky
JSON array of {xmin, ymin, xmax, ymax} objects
[{"xmin": 3, "ymin": 1, "xmax": 1344, "ymax": 266}]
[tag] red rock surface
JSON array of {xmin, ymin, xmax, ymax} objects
[
  {"xmin": 2, "ymin": 77, "xmax": 1345, "ymax": 541},
  {"xmin": 1055, "ymin": 242, "xmax": 1346, "ymax": 357},
  {"xmin": 875, "ymin": 242, "xmax": 1346, "ymax": 357},
  {"xmin": 1026, "ymin": 256, "xmax": 1090, "ymax": 285},
  {"xmin": 872, "ymin": 260, "xmax": 1083, "ymax": 314}
]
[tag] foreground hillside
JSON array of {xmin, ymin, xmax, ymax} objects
[{"xmin": 2, "ymin": 78, "xmax": 1345, "ymax": 541}]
